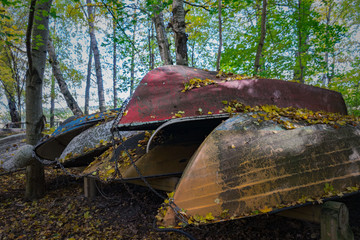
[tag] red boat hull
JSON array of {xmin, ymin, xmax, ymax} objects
[{"xmin": 118, "ymin": 65, "xmax": 347, "ymax": 128}]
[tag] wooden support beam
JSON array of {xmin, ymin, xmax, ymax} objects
[
  {"xmin": 277, "ymin": 201, "xmax": 354, "ymax": 240},
  {"xmin": 84, "ymin": 177, "xmax": 97, "ymax": 199},
  {"xmin": 277, "ymin": 204, "xmax": 321, "ymax": 223},
  {"xmin": 320, "ymin": 201, "xmax": 354, "ymax": 240}
]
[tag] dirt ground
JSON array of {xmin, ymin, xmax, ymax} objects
[{"xmin": 0, "ymin": 166, "xmax": 359, "ymax": 240}]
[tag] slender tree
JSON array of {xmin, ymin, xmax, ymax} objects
[
  {"xmin": 50, "ymin": 75, "xmax": 55, "ymax": 128},
  {"xmin": 322, "ymin": 0, "xmax": 333, "ymax": 86},
  {"xmin": 171, "ymin": 0, "xmax": 188, "ymax": 66},
  {"xmin": 86, "ymin": 0, "xmax": 105, "ymax": 112},
  {"xmin": 148, "ymin": 21, "xmax": 155, "ymax": 70},
  {"xmin": 254, "ymin": 0, "xmax": 267, "ymax": 75},
  {"xmin": 293, "ymin": 0, "xmax": 312, "ymax": 83},
  {"xmin": 84, "ymin": 46, "xmax": 92, "ymax": 115},
  {"xmin": 25, "ymin": 0, "xmax": 52, "ymax": 200},
  {"xmin": 130, "ymin": 9, "xmax": 137, "ymax": 96},
  {"xmin": 153, "ymin": 8, "xmax": 173, "ymax": 65},
  {"xmin": 47, "ymin": 38, "xmax": 83, "ymax": 116},
  {"xmin": 113, "ymin": 17, "xmax": 117, "ymax": 108},
  {"xmin": 216, "ymin": 0, "xmax": 222, "ymax": 71}
]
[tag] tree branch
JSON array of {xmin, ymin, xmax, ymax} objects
[{"xmin": 184, "ymin": 1, "xmax": 210, "ymax": 11}]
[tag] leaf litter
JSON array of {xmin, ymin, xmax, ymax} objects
[{"xmin": 1, "ymin": 166, "xmax": 360, "ymax": 239}]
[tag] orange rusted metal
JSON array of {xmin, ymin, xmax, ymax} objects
[{"xmin": 162, "ymin": 113, "xmax": 360, "ymax": 226}]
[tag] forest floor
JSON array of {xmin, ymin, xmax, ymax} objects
[
  {"xmin": 0, "ymin": 132, "xmax": 360, "ymax": 239},
  {"xmin": 0, "ymin": 166, "xmax": 360, "ymax": 240}
]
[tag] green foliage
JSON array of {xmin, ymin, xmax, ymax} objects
[{"xmin": 0, "ymin": 0, "xmax": 359, "ymax": 117}]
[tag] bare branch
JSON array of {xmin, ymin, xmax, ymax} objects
[{"xmin": 184, "ymin": 0, "xmax": 210, "ymax": 11}]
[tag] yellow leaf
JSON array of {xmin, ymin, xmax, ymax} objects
[
  {"xmin": 84, "ymin": 211, "xmax": 90, "ymax": 219},
  {"xmin": 205, "ymin": 212, "xmax": 215, "ymax": 221},
  {"xmin": 106, "ymin": 168, "xmax": 115, "ymax": 175},
  {"xmin": 259, "ymin": 206, "xmax": 272, "ymax": 213}
]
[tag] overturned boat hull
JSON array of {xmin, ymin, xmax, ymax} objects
[
  {"xmin": 118, "ymin": 65, "xmax": 347, "ymax": 130},
  {"xmin": 34, "ymin": 109, "xmax": 119, "ymax": 161},
  {"xmin": 162, "ymin": 113, "xmax": 360, "ymax": 226}
]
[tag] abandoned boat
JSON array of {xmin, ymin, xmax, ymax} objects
[
  {"xmin": 109, "ymin": 65, "xmax": 359, "ymax": 226},
  {"xmin": 34, "ymin": 108, "xmax": 119, "ymax": 161},
  {"xmin": 37, "ymin": 64, "xmax": 360, "ymax": 226}
]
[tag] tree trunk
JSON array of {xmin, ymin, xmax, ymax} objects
[
  {"xmin": 84, "ymin": 46, "xmax": 92, "ymax": 115},
  {"xmin": 191, "ymin": 41, "xmax": 195, "ymax": 67},
  {"xmin": 25, "ymin": 0, "xmax": 52, "ymax": 200},
  {"xmin": 171, "ymin": 0, "xmax": 188, "ymax": 66},
  {"xmin": 254, "ymin": 0, "xmax": 267, "ymax": 75},
  {"xmin": 0, "ymin": 80, "xmax": 21, "ymax": 128},
  {"xmin": 216, "ymin": 0, "xmax": 222, "ymax": 71},
  {"xmin": 153, "ymin": 9, "xmax": 173, "ymax": 65},
  {"xmin": 113, "ymin": 17, "xmax": 117, "ymax": 109},
  {"xmin": 47, "ymin": 38, "xmax": 83, "ymax": 116},
  {"xmin": 148, "ymin": 21, "xmax": 155, "ymax": 70},
  {"xmin": 298, "ymin": 18, "xmax": 304, "ymax": 83},
  {"xmin": 294, "ymin": 0, "xmax": 311, "ymax": 83},
  {"xmin": 130, "ymin": 9, "xmax": 137, "ymax": 96},
  {"xmin": 87, "ymin": 0, "xmax": 106, "ymax": 112},
  {"xmin": 50, "ymin": 75, "xmax": 55, "ymax": 128},
  {"xmin": 6, "ymin": 44, "xmax": 23, "ymax": 123},
  {"xmin": 322, "ymin": 3, "xmax": 332, "ymax": 86},
  {"xmin": 5, "ymin": 93, "xmax": 21, "ymax": 128}
]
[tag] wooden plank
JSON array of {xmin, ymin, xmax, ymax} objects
[
  {"xmin": 84, "ymin": 177, "xmax": 97, "ymax": 199},
  {"xmin": 277, "ymin": 205, "xmax": 321, "ymax": 223}
]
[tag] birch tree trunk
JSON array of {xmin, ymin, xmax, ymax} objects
[
  {"xmin": 84, "ymin": 46, "xmax": 92, "ymax": 115},
  {"xmin": 153, "ymin": 9, "xmax": 173, "ymax": 65},
  {"xmin": 130, "ymin": 9, "xmax": 137, "ymax": 96},
  {"xmin": 294, "ymin": 0, "xmax": 311, "ymax": 83},
  {"xmin": 216, "ymin": 0, "xmax": 222, "ymax": 71},
  {"xmin": 171, "ymin": 0, "xmax": 188, "ymax": 66},
  {"xmin": 87, "ymin": 0, "xmax": 106, "ymax": 112},
  {"xmin": 297, "ymin": 4, "xmax": 304, "ymax": 84},
  {"xmin": 25, "ymin": 0, "xmax": 52, "ymax": 200},
  {"xmin": 254, "ymin": 0, "xmax": 267, "ymax": 75},
  {"xmin": 113, "ymin": 17, "xmax": 117, "ymax": 108},
  {"xmin": 50, "ymin": 75, "xmax": 55, "ymax": 128},
  {"xmin": 322, "ymin": 3, "xmax": 333, "ymax": 86},
  {"xmin": 148, "ymin": 21, "xmax": 155, "ymax": 70},
  {"xmin": 47, "ymin": 38, "xmax": 83, "ymax": 116}
]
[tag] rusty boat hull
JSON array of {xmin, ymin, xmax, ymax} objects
[
  {"xmin": 162, "ymin": 113, "xmax": 360, "ymax": 226},
  {"xmin": 118, "ymin": 65, "xmax": 347, "ymax": 130},
  {"xmin": 109, "ymin": 65, "xmax": 351, "ymax": 194}
]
